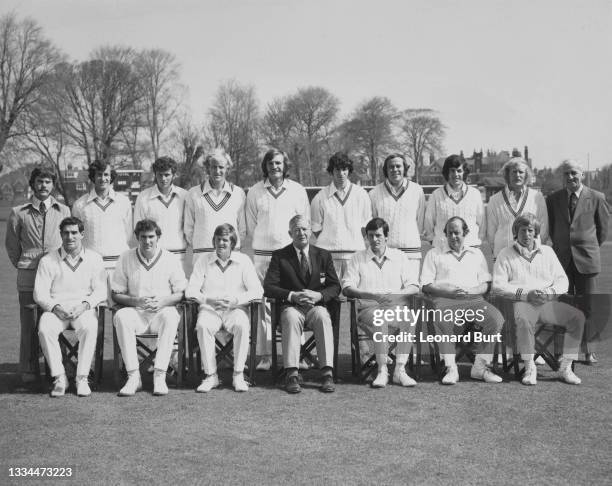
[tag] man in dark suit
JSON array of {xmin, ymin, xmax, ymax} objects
[
  {"xmin": 263, "ymin": 214, "xmax": 340, "ymax": 394},
  {"xmin": 547, "ymin": 159, "xmax": 610, "ymax": 363}
]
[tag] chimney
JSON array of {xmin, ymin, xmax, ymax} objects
[{"xmin": 524, "ymin": 145, "xmax": 529, "ymax": 165}]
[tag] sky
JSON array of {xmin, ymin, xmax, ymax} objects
[{"xmin": 4, "ymin": 0, "xmax": 612, "ymax": 169}]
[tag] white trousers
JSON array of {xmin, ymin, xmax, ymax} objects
[
  {"xmin": 196, "ymin": 308, "xmax": 250, "ymax": 375},
  {"xmin": 113, "ymin": 307, "xmax": 180, "ymax": 372},
  {"xmin": 38, "ymin": 309, "xmax": 98, "ymax": 378},
  {"xmin": 254, "ymin": 255, "xmax": 272, "ymax": 355}
]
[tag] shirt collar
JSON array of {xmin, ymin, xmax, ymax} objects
[
  {"xmin": 505, "ymin": 185, "xmax": 526, "ymax": 198},
  {"xmin": 30, "ymin": 195, "xmax": 55, "ymax": 211},
  {"xmin": 567, "ymin": 186, "xmax": 583, "ymax": 198},
  {"xmin": 137, "ymin": 246, "xmax": 162, "ymax": 263},
  {"xmin": 201, "ymin": 179, "xmax": 233, "ymax": 195},
  {"xmin": 445, "ymin": 182, "xmax": 466, "ymax": 195},
  {"xmin": 441, "ymin": 240, "xmax": 476, "ymax": 255},
  {"xmin": 513, "ymin": 239, "xmax": 541, "ymax": 259},
  {"xmin": 264, "ymin": 178, "xmax": 286, "ymax": 189},
  {"xmin": 214, "ymin": 251, "xmax": 234, "ymax": 265},
  {"xmin": 293, "ymin": 245, "xmax": 310, "ymax": 258},
  {"xmin": 325, "ymin": 182, "xmax": 351, "ymax": 198},
  {"xmin": 366, "ymin": 246, "xmax": 395, "ymax": 262},
  {"xmin": 87, "ymin": 187, "xmax": 116, "ymax": 203},
  {"xmin": 150, "ymin": 184, "xmax": 179, "ymax": 199},
  {"xmin": 384, "ymin": 178, "xmax": 407, "ymax": 194},
  {"xmin": 59, "ymin": 246, "xmax": 85, "ymax": 260}
]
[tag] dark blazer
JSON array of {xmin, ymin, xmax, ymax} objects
[
  {"xmin": 263, "ymin": 244, "xmax": 341, "ymax": 304},
  {"xmin": 547, "ymin": 186, "xmax": 610, "ymax": 274}
]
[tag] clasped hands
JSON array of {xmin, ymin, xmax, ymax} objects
[
  {"xmin": 135, "ymin": 296, "xmax": 166, "ymax": 312},
  {"xmin": 290, "ymin": 289, "xmax": 322, "ymax": 306},
  {"xmin": 52, "ymin": 302, "xmax": 90, "ymax": 320},
  {"xmin": 527, "ymin": 289, "xmax": 551, "ymax": 305}
]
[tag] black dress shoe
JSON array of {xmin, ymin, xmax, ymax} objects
[
  {"xmin": 285, "ymin": 375, "xmax": 301, "ymax": 394},
  {"xmin": 320, "ymin": 375, "xmax": 335, "ymax": 393}
]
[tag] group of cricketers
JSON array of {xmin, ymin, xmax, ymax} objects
[{"xmin": 5, "ymin": 147, "xmax": 608, "ymax": 396}]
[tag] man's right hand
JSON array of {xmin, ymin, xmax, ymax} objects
[
  {"xmin": 52, "ymin": 305, "xmax": 71, "ymax": 321},
  {"xmin": 527, "ymin": 290, "xmax": 547, "ymax": 305}
]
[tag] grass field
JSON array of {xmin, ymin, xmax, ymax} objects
[{"xmin": 1, "ymin": 223, "xmax": 611, "ymax": 485}]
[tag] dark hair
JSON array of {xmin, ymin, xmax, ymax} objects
[
  {"xmin": 261, "ymin": 148, "xmax": 289, "ymax": 179},
  {"xmin": 134, "ymin": 219, "xmax": 162, "ymax": 238},
  {"xmin": 442, "ymin": 154, "xmax": 469, "ymax": 182},
  {"xmin": 212, "ymin": 223, "xmax": 238, "ymax": 250},
  {"xmin": 59, "ymin": 216, "xmax": 84, "ymax": 233},
  {"xmin": 29, "ymin": 167, "xmax": 57, "ymax": 190},
  {"xmin": 512, "ymin": 213, "xmax": 541, "ymax": 239},
  {"xmin": 382, "ymin": 153, "xmax": 409, "ymax": 179},
  {"xmin": 443, "ymin": 216, "xmax": 469, "ymax": 236},
  {"xmin": 88, "ymin": 159, "xmax": 117, "ymax": 183},
  {"xmin": 327, "ymin": 152, "xmax": 354, "ymax": 174},
  {"xmin": 152, "ymin": 156, "xmax": 178, "ymax": 175},
  {"xmin": 365, "ymin": 217, "xmax": 389, "ymax": 237}
]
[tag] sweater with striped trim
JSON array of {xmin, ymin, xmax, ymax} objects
[
  {"xmin": 369, "ymin": 179, "xmax": 425, "ymax": 258},
  {"xmin": 424, "ymin": 184, "xmax": 485, "ymax": 249},
  {"xmin": 311, "ymin": 182, "xmax": 371, "ymax": 259},
  {"xmin": 486, "ymin": 186, "xmax": 549, "ymax": 257},
  {"xmin": 492, "ymin": 242, "xmax": 568, "ymax": 301},
  {"xmin": 183, "ymin": 181, "xmax": 246, "ymax": 253},
  {"xmin": 72, "ymin": 188, "xmax": 133, "ymax": 266},
  {"xmin": 133, "ymin": 184, "xmax": 188, "ymax": 251},
  {"xmin": 246, "ymin": 178, "xmax": 310, "ymax": 253},
  {"xmin": 33, "ymin": 247, "xmax": 107, "ymax": 312}
]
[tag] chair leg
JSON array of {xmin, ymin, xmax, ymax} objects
[
  {"xmin": 112, "ymin": 325, "xmax": 122, "ymax": 388},
  {"xmin": 248, "ymin": 301, "xmax": 258, "ymax": 386},
  {"xmin": 94, "ymin": 307, "xmax": 105, "ymax": 385}
]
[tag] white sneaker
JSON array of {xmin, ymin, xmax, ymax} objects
[
  {"xmin": 521, "ymin": 362, "xmax": 537, "ymax": 386},
  {"xmin": 50, "ymin": 374, "xmax": 67, "ymax": 397},
  {"xmin": 535, "ymin": 356, "xmax": 546, "ymax": 365},
  {"xmin": 256, "ymin": 356, "xmax": 271, "ymax": 371},
  {"xmin": 470, "ymin": 366, "xmax": 502, "ymax": 383},
  {"xmin": 442, "ymin": 366, "xmax": 459, "ymax": 385},
  {"xmin": 372, "ymin": 369, "xmax": 388, "ymax": 388},
  {"xmin": 76, "ymin": 376, "xmax": 91, "ymax": 397},
  {"xmin": 196, "ymin": 374, "xmax": 220, "ymax": 393},
  {"xmin": 559, "ymin": 360, "xmax": 581, "ymax": 385},
  {"xmin": 299, "ymin": 358, "xmax": 313, "ymax": 370},
  {"xmin": 233, "ymin": 373, "xmax": 249, "ymax": 392},
  {"xmin": 153, "ymin": 371, "xmax": 169, "ymax": 395},
  {"xmin": 119, "ymin": 373, "xmax": 142, "ymax": 396},
  {"xmin": 392, "ymin": 368, "xmax": 416, "ymax": 387}
]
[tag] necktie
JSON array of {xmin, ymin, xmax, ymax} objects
[
  {"xmin": 569, "ymin": 192, "xmax": 577, "ymax": 220},
  {"xmin": 300, "ymin": 250, "xmax": 311, "ymax": 283},
  {"xmin": 39, "ymin": 202, "xmax": 47, "ymax": 216}
]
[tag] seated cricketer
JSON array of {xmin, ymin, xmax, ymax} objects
[
  {"xmin": 342, "ymin": 217, "xmax": 420, "ymax": 388},
  {"xmin": 420, "ymin": 216, "xmax": 505, "ymax": 385},
  {"xmin": 112, "ymin": 219, "xmax": 187, "ymax": 396},
  {"xmin": 263, "ymin": 215, "xmax": 340, "ymax": 394},
  {"xmin": 185, "ymin": 224, "xmax": 263, "ymax": 393},
  {"xmin": 33, "ymin": 217, "xmax": 107, "ymax": 397},
  {"xmin": 492, "ymin": 213, "xmax": 584, "ymax": 385}
]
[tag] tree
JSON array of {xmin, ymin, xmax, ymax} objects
[
  {"xmin": 207, "ymin": 79, "xmax": 260, "ymax": 186},
  {"xmin": 0, "ymin": 13, "xmax": 63, "ymax": 158},
  {"xmin": 339, "ymin": 96, "xmax": 399, "ymax": 184},
  {"xmin": 261, "ymin": 96, "xmax": 302, "ymax": 180},
  {"xmin": 400, "ymin": 109, "xmax": 446, "ymax": 183},
  {"xmin": 135, "ymin": 48, "xmax": 184, "ymax": 161},
  {"xmin": 56, "ymin": 46, "xmax": 144, "ymax": 165},
  {"xmin": 287, "ymin": 87, "xmax": 339, "ymax": 185},
  {"xmin": 169, "ymin": 114, "xmax": 205, "ymax": 188}
]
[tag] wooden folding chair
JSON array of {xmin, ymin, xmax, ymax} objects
[
  {"xmin": 30, "ymin": 304, "xmax": 106, "ymax": 388},
  {"xmin": 349, "ymin": 294, "xmax": 428, "ymax": 382},
  {"xmin": 112, "ymin": 302, "xmax": 187, "ymax": 388},
  {"xmin": 494, "ymin": 295, "xmax": 574, "ymax": 379},
  {"xmin": 270, "ymin": 298, "xmax": 341, "ymax": 383},
  {"xmin": 185, "ymin": 299, "xmax": 260, "ymax": 386}
]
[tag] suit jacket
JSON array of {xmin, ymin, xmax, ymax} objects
[
  {"xmin": 263, "ymin": 244, "xmax": 341, "ymax": 305},
  {"xmin": 547, "ymin": 186, "xmax": 610, "ymax": 274}
]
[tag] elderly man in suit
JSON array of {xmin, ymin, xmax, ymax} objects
[
  {"xmin": 263, "ymin": 214, "xmax": 340, "ymax": 394},
  {"xmin": 546, "ymin": 159, "xmax": 609, "ymax": 363}
]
